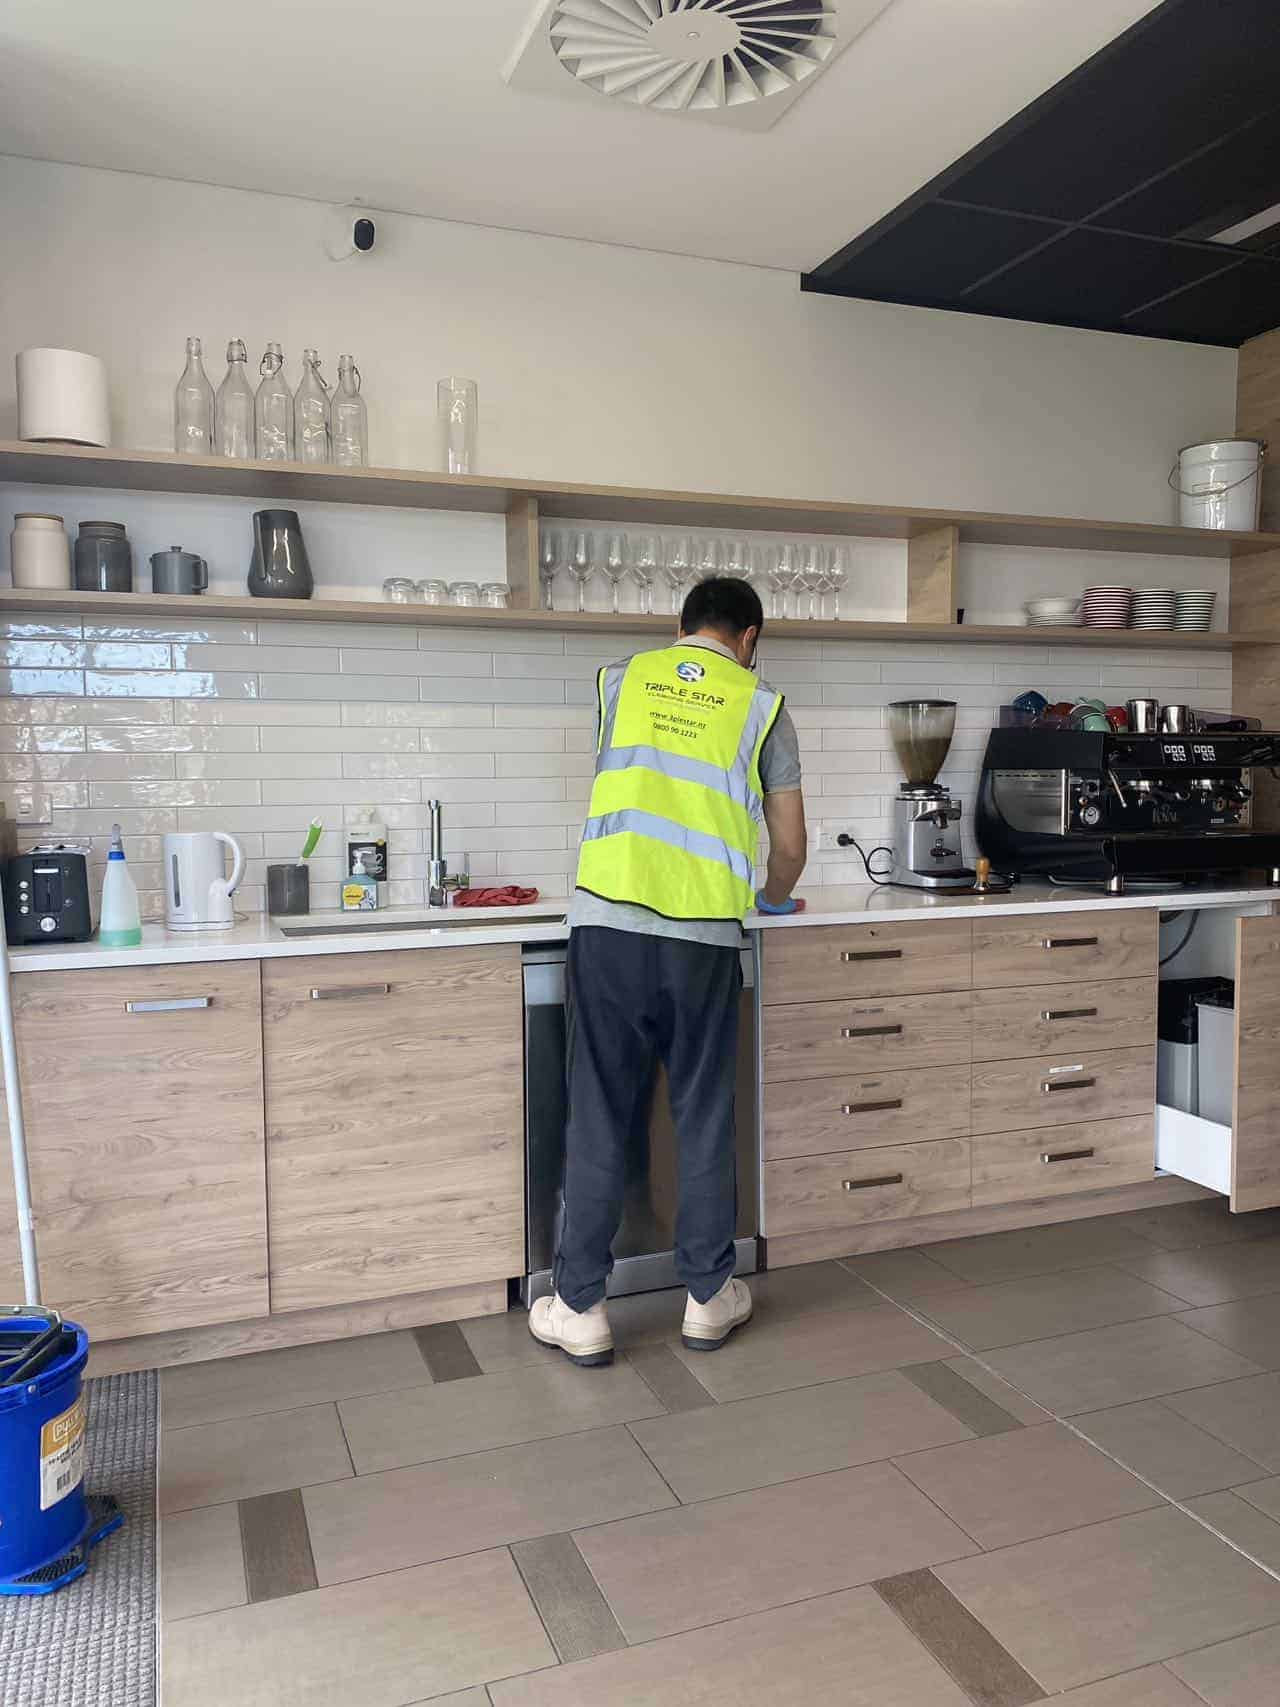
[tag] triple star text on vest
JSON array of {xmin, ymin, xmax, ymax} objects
[{"xmin": 643, "ymin": 680, "xmax": 728, "ymax": 710}]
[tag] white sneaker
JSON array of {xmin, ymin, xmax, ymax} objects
[
  {"xmin": 682, "ymin": 1277, "xmax": 752, "ymax": 1352},
  {"xmin": 528, "ymin": 1292, "xmax": 614, "ymax": 1367}
]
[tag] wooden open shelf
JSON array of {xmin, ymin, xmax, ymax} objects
[
  {"xmin": 4, "ymin": 439, "xmax": 1277, "ymax": 558},
  {"xmin": 0, "ymin": 587, "xmax": 1254, "ymax": 649}
]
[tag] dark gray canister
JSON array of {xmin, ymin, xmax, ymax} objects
[
  {"xmin": 74, "ymin": 520, "xmax": 133, "ymax": 592},
  {"xmin": 249, "ymin": 509, "xmax": 313, "ymax": 599}
]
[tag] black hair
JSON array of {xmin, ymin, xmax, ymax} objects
[{"xmin": 680, "ymin": 576, "xmax": 764, "ymax": 640}]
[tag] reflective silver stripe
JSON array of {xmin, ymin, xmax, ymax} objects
[
  {"xmin": 735, "ymin": 687, "xmax": 781, "ymax": 805},
  {"xmin": 598, "ymin": 663, "xmax": 626, "ymax": 754},
  {"xmin": 597, "ymin": 743, "xmax": 730, "ymax": 793},
  {"xmin": 582, "ymin": 808, "xmax": 755, "ymax": 887}
]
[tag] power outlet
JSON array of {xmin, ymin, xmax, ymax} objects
[{"xmin": 9, "ymin": 785, "xmax": 52, "ymax": 827}]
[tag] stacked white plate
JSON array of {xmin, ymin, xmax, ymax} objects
[
  {"xmin": 1131, "ymin": 588, "xmax": 1177, "ymax": 629},
  {"xmin": 1081, "ymin": 586, "xmax": 1134, "ymax": 628},
  {"xmin": 1175, "ymin": 589, "xmax": 1216, "ymax": 631},
  {"xmin": 1024, "ymin": 596, "xmax": 1081, "ymax": 627}
]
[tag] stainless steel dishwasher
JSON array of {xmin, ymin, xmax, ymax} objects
[{"xmin": 522, "ymin": 940, "xmax": 759, "ymax": 1305}]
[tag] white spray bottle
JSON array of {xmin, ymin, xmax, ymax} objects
[{"xmin": 99, "ymin": 822, "xmax": 142, "ymax": 947}]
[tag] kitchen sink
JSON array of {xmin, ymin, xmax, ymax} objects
[{"xmin": 276, "ymin": 912, "xmax": 566, "ymax": 938}]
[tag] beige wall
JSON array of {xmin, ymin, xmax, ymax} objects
[{"xmin": 0, "ymin": 155, "xmax": 1236, "ymax": 520}]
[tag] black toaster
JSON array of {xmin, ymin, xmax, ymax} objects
[{"xmin": 3, "ymin": 848, "xmax": 94, "ymax": 943}]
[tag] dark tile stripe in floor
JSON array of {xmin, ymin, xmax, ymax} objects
[
  {"xmin": 510, "ymin": 1532, "xmax": 627, "ymax": 1663},
  {"xmin": 900, "ymin": 1361, "xmax": 1026, "ymax": 1438},
  {"xmin": 623, "ymin": 1344, "xmax": 715, "ymax": 1413},
  {"xmin": 239, "ymin": 1488, "xmax": 318, "ymax": 1603},
  {"xmin": 875, "ymin": 1567, "xmax": 1046, "ymax": 1707},
  {"xmin": 414, "ymin": 1321, "xmax": 484, "ymax": 1382}
]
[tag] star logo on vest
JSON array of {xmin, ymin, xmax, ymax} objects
[{"xmin": 675, "ymin": 660, "xmax": 706, "ymax": 684}]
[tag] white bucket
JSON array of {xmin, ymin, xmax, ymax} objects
[{"xmin": 1172, "ymin": 438, "xmax": 1264, "ymax": 532}]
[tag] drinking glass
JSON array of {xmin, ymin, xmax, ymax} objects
[
  {"xmin": 827, "ymin": 545, "xmax": 849, "ymax": 619},
  {"xmin": 449, "ymin": 580, "xmax": 480, "ymax": 607},
  {"xmin": 603, "ymin": 533, "xmax": 629, "ymax": 616},
  {"xmin": 725, "ymin": 539, "xmax": 752, "ymax": 583},
  {"xmin": 539, "ymin": 529, "xmax": 562, "ymax": 612},
  {"xmin": 438, "ymin": 377, "xmax": 478, "ymax": 474},
  {"xmin": 696, "ymin": 537, "xmax": 723, "ymax": 583},
  {"xmin": 481, "ymin": 583, "xmax": 509, "ymax": 608},
  {"xmin": 417, "ymin": 578, "xmax": 448, "ymax": 605},
  {"xmin": 383, "ymin": 577, "xmax": 416, "ymax": 603},
  {"xmin": 773, "ymin": 544, "xmax": 801, "ymax": 618},
  {"xmin": 664, "ymin": 535, "xmax": 693, "ymax": 615},
  {"xmin": 568, "ymin": 531, "xmax": 595, "ymax": 614},
  {"xmin": 799, "ymin": 544, "xmax": 827, "ymax": 620},
  {"xmin": 632, "ymin": 534, "xmax": 660, "ymax": 616}
]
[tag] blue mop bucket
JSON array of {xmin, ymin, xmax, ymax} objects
[{"xmin": 0, "ymin": 1308, "xmax": 121, "ymax": 1594}]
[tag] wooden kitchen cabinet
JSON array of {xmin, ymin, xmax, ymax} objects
[
  {"xmin": 762, "ymin": 919, "xmax": 972, "ymax": 1006},
  {"xmin": 262, "ymin": 945, "xmax": 523, "ymax": 1313},
  {"xmin": 971, "ymin": 910, "xmax": 1156, "ymax": 988},
  {"xmin": 8, "ymin": 961, "xmax": 268, "ymax": 1341}
]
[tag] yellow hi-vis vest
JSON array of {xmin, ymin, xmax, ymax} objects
[{"xmin": 575, "ymin": 643, "xmax": 783, "ymax": 923}]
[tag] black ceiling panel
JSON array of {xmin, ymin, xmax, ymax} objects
[
  {"xmin": 959, "ymin": 229, "xmax": 1241, "ymax": 327},
  {"xmin": 804, "ymin": 0, "xmax": 1280, "ymax": 347},
  {"xmin": 1122, "ymin": 258, "xmax": 1280, "ymax": 343},
  {"xmin": 1093, "ymin": 109, "xmax": 1280, "ymax": 239}
]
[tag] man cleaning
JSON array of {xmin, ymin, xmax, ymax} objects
[{"xmin": 530, "ymin": 575, "xmax": 807, "ymax": 1366}]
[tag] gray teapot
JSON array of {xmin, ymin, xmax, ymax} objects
[{"xmin": 248, "ymin": 509, "xmax": 313, "ymax": 599}]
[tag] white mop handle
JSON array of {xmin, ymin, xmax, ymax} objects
[{"xmin": 0, "ymin": 910, "xmax": 39, "ymax": 1306}]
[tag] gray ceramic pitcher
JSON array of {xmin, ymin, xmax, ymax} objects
[{"xmin": 248, "ymin": 509, "xmax": 313, "ymax": 599}]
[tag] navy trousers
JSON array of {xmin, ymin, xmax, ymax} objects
[{"xmin": 554, "ymin": 926, "xmax": 741, "ymax": 1311}]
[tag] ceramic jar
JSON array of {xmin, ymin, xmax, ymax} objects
[
  {"xmin": 10, "ymin": 513, "xmax": 71, "ymax": 590},
  {"xmin": 73, "ymin": 520, "xmax": 133, "ymax": 592}
]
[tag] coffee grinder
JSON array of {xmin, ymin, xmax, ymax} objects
[{"xmin": 886, "ymin": 699, "xmax": 974, "ymax": 890}]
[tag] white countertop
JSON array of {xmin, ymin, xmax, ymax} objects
[{"xmin": 7, "ymin": 881, "xmax": 1276, "ymax": 972}]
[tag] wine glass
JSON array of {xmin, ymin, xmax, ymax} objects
[
  {"xmin": 602, "ymin": 532, "xmax": 629, "ymax": 616},
  {"xmin": 664, "ymin": 535, "xmax": 694, "ymax": 615},
  {"xmin": 539, "ymin": 529, "xmax": 561, "ymax": 612},
  {"xmin": 568, "ymin": 530, "xmax": 595, "ymax": 614},
  {"xmin": 799, "ymin": 544, "xmax": 828, "ymax": 621},
  {"xmin": 696, "ymin": 537, "xmax": 723, "ymax": 583},
  {"xmin": 772, "ymin": 543, "xmax": 800, "ymax": 619},
  {"xmin": 827, "ymin": 544, "xmax": 849, "ymax": 620},
  {"xmin": 725, "ymin": 539, "xmax": 751, "ymax": 583},
  {"xmin": 632, "ymin": 534, "xmax": 660, "ymax": 616}
]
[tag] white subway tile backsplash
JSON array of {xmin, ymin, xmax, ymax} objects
[
  {"xmin": 0, "ymin": 604, "xmax": 1232, "ymax": 901},
  {"xmin": 85, "ymin": 671, "xmax": 260, "ymax": 699}
]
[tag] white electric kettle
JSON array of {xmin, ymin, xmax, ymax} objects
[{"xmin": 163, "ymin": 831, "xmax": 244, "ymax": 930}]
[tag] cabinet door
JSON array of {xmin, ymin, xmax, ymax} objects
[
  {"xmin": 263, "ymin": 946, "xmax": 523, "ymax": 1313},
  {"xmin": 1233, "ymin": 915, "xmax": 1280, "ymax": 1211},
  {"xmin": 12, "ymin": 962, "xmax": 267, "ymax": 1341}
]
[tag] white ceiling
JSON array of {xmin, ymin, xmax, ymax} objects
[{"xmin": 0, "ymin": 0, "xmax": 1163, "ymax": 272}]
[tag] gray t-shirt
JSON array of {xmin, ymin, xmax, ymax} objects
[{"xmin": 567, "ymin": 635, "xmax": 802, "ymax": 948}]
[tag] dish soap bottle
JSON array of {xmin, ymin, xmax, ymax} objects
[
  {"xmin": 99, "ymin": 823, "xmax": 142, "ymax": 947},
  {"xmin": 341, "ymin": 851, "xmax": 379, "ymax": 912}
]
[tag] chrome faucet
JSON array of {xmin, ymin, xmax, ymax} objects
[{"xmin": 427, "ymin": 798, "xmax": 468, "ymax": 906}]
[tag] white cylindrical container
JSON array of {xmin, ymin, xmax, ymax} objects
[
  {"xmin": 9, "ymin": 514, "xmax": 71, "ymax": 590},
  {"xmin": 1175, "ymin": 438, "xmax": 1264, "ymax": 531},
  {"xmin": 15, "ymin": 347, "xmax": 111, "ymax": 446}
]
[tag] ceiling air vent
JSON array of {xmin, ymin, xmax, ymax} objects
[{"xmin": 505, "ymin": 0, "xmax": 897, "ymax": 131}]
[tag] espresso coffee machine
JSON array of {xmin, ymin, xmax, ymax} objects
[
  {"xmin": 976, "ymin": 725, "xmax": 1280, "ymax": 890},
  {"xmin": 887, "ymin": 699, "xmax": 975, "ymax": 890}
]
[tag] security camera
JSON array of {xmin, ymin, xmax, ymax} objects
[{"xmin": 324, "ymin": 204, "xmax": 379, "ymax": 262}]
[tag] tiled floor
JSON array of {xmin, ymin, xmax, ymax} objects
[{"xmin": 159, "ymin": 1202, "xmax": 1280, "ymax": 1705}]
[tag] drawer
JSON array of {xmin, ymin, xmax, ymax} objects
[
  {"xmin": 971, "ymin": 1115, "xmax": 1154, "ymax": 1207},
  {"xmin": 972, "ymin": 977, "xmax": 1155, "ymax": 1062},
  {"xmin": 763, "ymin": 1063, "xmax": 971, "ymax": 1159},
  {"xmin": 762, "ymin": 920, "xmax": 972, "ymax": 1005},
  {"xmin": 762, "ymin": 991, "xmax": 972, "ymax": 1083},
  {"xmin": 970, "ymin": 1046, "xmax": 1154, "ymax": 1136},
  {"xmin": 765, "ymin": 1139, "xmax": 971, "ymax": 1236},
  {"xmin": 972, "ymin": 910, "xmax": 1156, "ymax": 988}
]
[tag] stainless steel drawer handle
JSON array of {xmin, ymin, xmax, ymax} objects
[
  {"xmin": 125, "ymin": 996, "xmax": 212, "ymax": 1013},
  {"xmin": 840, "ymin": 949, "xmax": 903, "ymax": 963},
  {"xmin": 1041, "ymin": 935, "xmax": 1098, "ymax": 950},
  {"xmin": 310, "ymin": 983, "xmax": 391, "ymax": 1001},
  {"xmin": 843, "ymin": 1173, "xmax": 905, "ymax": 1191},
  {"xmin": 842, "ymin": 1024, "xmax": 903, "ymax": 1039},
  {"xmin": 1041, "ymin": 1006, "xmax": 1098, "ymax": 1021},
  {"xmin": 842, "ymin": 1098, "xmax": 905, "ymax": 1115},
  {"xmin": 1041, "ymin": 1077, "xmax": 1097, "ymax": 1094},
  {"xmin": 1041, "ymin": 1147, "xmax": 1097, "ymax": 1164}
]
